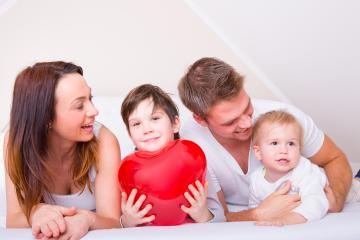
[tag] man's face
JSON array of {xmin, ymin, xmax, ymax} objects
[{"xmin": 203, "ymin": 89, "xmax": 254, "ymax": 143}]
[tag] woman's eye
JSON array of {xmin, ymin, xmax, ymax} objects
[
  {"xmin": 152, "ymin": 116, "xmax": 160, "ymax": 121},
  {"xmin": 131, "ymin": 122, "xmax": 140, "ymax": 127}
]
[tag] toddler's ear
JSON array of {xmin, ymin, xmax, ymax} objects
[{"xmin": 253, "ymin": 145, "xmax": 262, "ymax": 161}]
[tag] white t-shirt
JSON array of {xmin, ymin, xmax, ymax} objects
[
  {"xmin": 180, "ymin": 99, "xmax": 325, "ymax": 221},
  {"xmin": 249, "ymin": 157, "xmax": 329, "ymax": 221}
]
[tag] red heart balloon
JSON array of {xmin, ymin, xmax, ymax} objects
[{"xmin": 118, "ymin": 139, "xmax": 206, "ymax": 226}]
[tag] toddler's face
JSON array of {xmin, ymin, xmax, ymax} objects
[
  {"xmin": 128, "ymin": 98, "xmax": 179, "ymax": 152},
  {"xmin": 254, "ymin": 123, "xmax": 301, "ymax": 177}
]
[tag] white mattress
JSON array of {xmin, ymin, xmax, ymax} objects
[{"xmin": 1, "ymin": 202, "xmax": 360, "ymax": 240}]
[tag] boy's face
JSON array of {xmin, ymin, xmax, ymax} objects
[
  {"xmin": 253, "ymin": 123, "xmax": 301, "ymax": 180},
  {"xmin": 128, "ymin": 98, "xmax": 179, "ymax": 152}
]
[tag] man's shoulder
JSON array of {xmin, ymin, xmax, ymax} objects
[{"xmin": 253, "ymin": 99, "xmax": 296, "ymax": 113}]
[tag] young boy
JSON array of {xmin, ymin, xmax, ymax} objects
[
  {"xmin": 249, "ymin": 110, "xmax": 329, "ymax": 226},
  {"xmin": 119, "ymin": 84, "xmax": 213, "ymax": 227}
]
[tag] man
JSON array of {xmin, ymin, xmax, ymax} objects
[{"xmin": 178, "ymin": 57, "xmax": 352, "ymax": 222}]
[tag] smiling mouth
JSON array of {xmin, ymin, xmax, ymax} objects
[
  {"xmin": 234, "ymin": 128, "xmax": 250, "ymax": 134},
  {"xmin": 143, "ymin": 137, "xmax": 160, "ymax": 142},
  {"xmin": 81, "ymin": 123, "xmax": 93, "ymax": 130}
]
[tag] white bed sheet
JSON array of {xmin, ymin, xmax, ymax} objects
[{"xmin": 1, "ymin": 202, "xmax": 360, "ymax": 240}]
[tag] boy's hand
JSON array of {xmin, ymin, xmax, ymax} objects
[
  {"xmin": 180, "ymin": 180, "xmax": 213, "ymax": 223},
  {"xmin": 120, "ymin": 189, "xmax": 155, "ymax": 227}
]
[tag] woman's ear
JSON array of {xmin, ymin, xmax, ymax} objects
[
  {"xmin": 173, "ymin": 116, "xmax": 180, "ymax": 133},
  {"xmin": 253, "ymin": 144, "xmax": 262, "ymax": 161}
]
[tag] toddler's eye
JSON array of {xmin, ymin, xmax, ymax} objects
[
  {"xmin": 270, "ymin": 141, "xmax": 278, "ymax": 146},
  {"xmin": 288, "ymin": 141, "xmax": 296, "ymax": 146}
]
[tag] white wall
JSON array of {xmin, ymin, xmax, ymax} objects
[
  {"xmin": 0, "ymin": 0, "xmax": 276, "ymax": 131},
  {"xmin": 187, "ymin": 0, "xmax": 360, "ymax": 164}
]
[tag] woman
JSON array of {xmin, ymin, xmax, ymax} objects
[{"xmin": 4, "ymin": 61, "xmax": 121, "ymax": 239}]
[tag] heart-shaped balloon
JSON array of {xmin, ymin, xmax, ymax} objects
[{"xmin": 118, "ymin": 139, "xmax": 206, "ymax": 226}]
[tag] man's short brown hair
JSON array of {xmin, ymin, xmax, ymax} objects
[{"xmin": 178, "ymin": 57, "xmax": 244, "ymax": 119}]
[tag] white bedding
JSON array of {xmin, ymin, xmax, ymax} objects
[
  {"xmin": 1, "ymin": 96, "xmax": 360, "ymax": 239},
  {"xmin": 1, "ymin": 202, "xmax": 360, "ymax": 240}
]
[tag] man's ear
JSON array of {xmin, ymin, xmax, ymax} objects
[
  {"xmin": 253, "ymin": 144, "xmax": 262, "ymax": 160},
  {"xmin": 173, "ymin": 116, "xmax": 180, "ymax": 133},
  {"xmin": 193, "ymin": 113, "xmax": 208, "ymax": 127}
]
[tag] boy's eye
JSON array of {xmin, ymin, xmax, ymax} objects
[{"xmin": 270, "ymin": 141, "xmax": 278, "ymax": 146}]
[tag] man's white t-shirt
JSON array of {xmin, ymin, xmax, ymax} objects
[
  {"xmin": 249, "ymin": 157, "xmax": 329, "ymax": 221},
  {"xmin": 180, "ymin": 99, "xmax": 325, "ymax": 221}
]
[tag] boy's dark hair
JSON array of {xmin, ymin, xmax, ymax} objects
[{"xmin": 121, "ymin": 84, "xmax": 180, "ymax": 139}]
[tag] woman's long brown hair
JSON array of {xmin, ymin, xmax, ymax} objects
[{"xmin": 6, "ymin": 62, "xmax": 98, "ymax": 222}]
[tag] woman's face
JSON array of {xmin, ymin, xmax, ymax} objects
[{"xmin": 50, "ymin": 73, "xmax": 98, "ymax": 143}]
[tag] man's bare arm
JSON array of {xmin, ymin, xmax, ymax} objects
[{"xmin": 223, "ymin": 182, "xmax": 301, "ymax": 222}]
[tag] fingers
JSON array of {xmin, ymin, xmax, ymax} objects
[
  {"xmin": 55, "ymin": 216, "xmax": 67, "ymax": 234},
  {"xmin": 184, "ymin": 191, "xmax": 197, "ymax": 206},
  {"xmin": 180, "ymin": 204, "xmax": 191, "ymax": 214},
  {"xmin": 126, "ymin": 188, "xmax": 138, "ymax": 208},
  {"xmin": 47, "ymin": 220, "xmax": 60, "ymax": 238},
  {"xmin": 60, "ymin": 206, "xmax": 77, "ymax": 217},
  {"xmin": 133, "ymin": 194, "xmax": 147, "ymax": 211},
  {"xmin": 138, "ymin": 203, "xmax": 152, "ymax": 217},
  {"xmin": 274, "ymin": 181, "xmax": 291, "ymax": 195},
  {"xmin": 40, "ymin": 223, "xmax": 52, "ymax": 238},
  {"xmin": 32, "ymin": 225, "xmax": 41, "ymax": 237},
  {"xmin": 139, "ymin": 215, "xmax": 155, "ymax": 224}
]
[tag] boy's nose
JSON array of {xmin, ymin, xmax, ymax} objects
[{"xmin": 142, "ymin": 122, "xmax": 154, "ymax": 134}]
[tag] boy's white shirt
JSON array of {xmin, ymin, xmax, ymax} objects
[{"xmin": 249, "ymin": 156, "xmax": 329, "ymax": 221}]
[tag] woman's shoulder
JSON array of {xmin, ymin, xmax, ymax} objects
[
  {"xmin": 95, "ymin": 122, "xmax": 121, "ymax": 164},
  {"xmin": 95, "ymin": 122, "xmax": 119, "ymax": 143}
]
